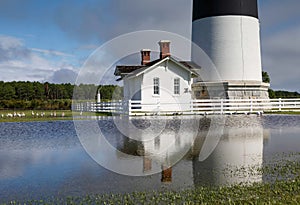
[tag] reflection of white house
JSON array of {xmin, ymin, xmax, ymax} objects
[
  {"xmin": 116, "ymin": 116, "xmax": 266, "ymax": 185},
  {"xmin": 114, "ymin": 41, "xmax": 199, "ymax": 112}
]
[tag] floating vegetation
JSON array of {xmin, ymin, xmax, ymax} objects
[{"xmin": 221, "ymin": 152, "xmax": 300, "ymax": 183}]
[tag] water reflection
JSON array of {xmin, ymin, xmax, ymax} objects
[
  {"xmin": 113, "ymin": 116, "xmax": 267, "ymax": 186},
  {"xmin": 192, "ymin": 117, "xmax": 268, "ymax": 186},
  {"xmin": 4, "ymin": 115, "xmax": 300, "ymax": 203}
]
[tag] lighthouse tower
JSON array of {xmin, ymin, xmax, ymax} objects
[{"xmin": 192, "ymin": 0, "xmax": 269, "ymax": 99}]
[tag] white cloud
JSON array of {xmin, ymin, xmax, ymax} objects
[
  {"xmin": 0, "ymin": 35, "xmax": 30, "ymax": 61},
  {"xmin": 55, "ymin": 0, "xmax": 300, "ymax": 91},
  {"xmin": 47, "ymin": 68, "xmax": 78, "ymax": 84},
  {"xmin": 31, "ymin": 48, "xmax": 74, "ymax": 57},
  {"xmin": 0, "ymin": 1, "xmax": 299, "ymax": 92},
  {"xmin": 0, "ymin": 35, "xmax": 78, "ymax": 83},
  {"xmin": 0, "ymin": 35, "xmax": 23, "ymax": 49}
]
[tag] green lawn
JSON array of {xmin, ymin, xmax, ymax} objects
[
  {"xmin": 0, "ymin": 110, "xmax": 115, "ymax": 122},
  {"xmin": 264, "ymin": 110, "xmax": 300, "ymax": 115},
  {"xmin": 0, "ymin": 110, "xmax": 110, "ymax": 122}
]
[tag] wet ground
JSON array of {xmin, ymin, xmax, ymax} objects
[{"xmin": 0, "ymin": 115, "xmax": 300, "ymax": 203}]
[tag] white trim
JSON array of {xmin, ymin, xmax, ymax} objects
[{"xmin": 126, "ymin": 57, "xmax": 198, "ymax": 80}]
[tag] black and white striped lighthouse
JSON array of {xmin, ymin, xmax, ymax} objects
[{"xmin": 192, "ymin": 0, "xmax": 269, "ymax": 99}]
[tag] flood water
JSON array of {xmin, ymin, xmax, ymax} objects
[{"xmin": 0, "ymin": 115, "xmax": 300, "ymax": 203}]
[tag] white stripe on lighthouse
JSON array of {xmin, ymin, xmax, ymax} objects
[{"xmin": 192, "ymin": 16, "xmax": 262, "ymax": 82}]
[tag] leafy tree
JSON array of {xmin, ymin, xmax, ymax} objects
[
  {"xmin": 0, "ymin": 84, "xmax": 15, "ymax": 100},
  {"xmin": 0, "ymin": 81, "xmax": 125, "ymax": 109},
  {"xmin": 262, "ymin": 71, "xmax": 270, "ymax": 83},
  {"xmin": 274, "ymin": 90, "xmax": 300, "ymax": 99},
  {"xmin": 268, "ymin": 89, "xmax": 276, "ymax": 99}
]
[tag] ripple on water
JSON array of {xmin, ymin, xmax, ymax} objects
[
  {"xmin": 0, "ymin": 115, "xmax": 300, "ymax": 203},
  {"xmin": 0, "ymin": 121, "xmax": 79, "ymax": 150}
]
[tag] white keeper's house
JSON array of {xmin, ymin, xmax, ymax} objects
[{"xmin": 114, "ymin": 40, "xmax": 199, "ymax": 113}]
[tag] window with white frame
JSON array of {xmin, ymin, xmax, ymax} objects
[
  {"xmin": 153, "ymin": 77, "xmax": 160, "ymax": 95},
  {"xmin": 174, "ymin": 78, "xmax": 180, "ymax": 95}
]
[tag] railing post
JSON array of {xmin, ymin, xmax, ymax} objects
[{"xmin": 250, "ymin": 98, "xmax": 253, "ymax": 113}]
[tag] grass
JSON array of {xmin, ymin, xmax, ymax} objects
[
  {"xmin": 265, "ymin": 110, "xmax": 300, "ymax": 115},
  {"xmin": 0, "ymin": 110, "xmax": 111, "ymax": 123},
  {"xmin": 3, "ymin": 178, "xmax": 300, "ymax": 204},
  {"xmin": 1, "ymin": 109, "xmax": 300, "ymax": 122},
  {"xmin": 3, "ymin": 153, "xmax": 300, "ymax": 205},
  {"xmin": 0, "ymin": 110, "xmax": 71, "ymax": 122}
]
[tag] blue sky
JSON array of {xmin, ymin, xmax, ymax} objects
[{"xmin": 0, "ymin": 0, "xmax": 299, "ymax": 91}]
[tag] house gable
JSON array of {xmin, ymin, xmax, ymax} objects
[
  {"xmin": 138, "ymin": 59, "xmax": 193, "ymax": 105},
  {"xmin": 115, "ymin": 40, "xmax": 200, "ymax": 112},
  {"xmin": 125, "ymin": 57, "xmax": 198, "ymax": 80}
]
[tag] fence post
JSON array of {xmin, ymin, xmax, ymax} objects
[
  {"xmin": 190, "ymin": 100, "xmax": 194, "ymax": 114},
  {"xmin": 157, "ymin": 100, "xmax": 160, "ymax": 115},
  {"xmin": 128, "ymin": 100, "xmax": 132, "ymax": 115},
  {"xmin": 279, "ymin": 98, "xmax": 282, "ymax": 111},
  {"xmin": 220, "ymin": 99, "xmax": 224, "ymax": 114}
]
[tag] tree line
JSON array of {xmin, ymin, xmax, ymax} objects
[
  {"xmin": 0, "ymin": 78, "xmax": 299, "ymax": 109},
  {"xmin": 262, "ymin": 71, "xmax": 300, "ymax": 98},
  {"xmin": 269, "ymin": 89, "xmax": 300, "ymax": 99},
  {"xmin": 0, "ymin": 81, "xmax": 123, "ymax": 110}
]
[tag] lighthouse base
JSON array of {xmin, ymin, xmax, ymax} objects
[{"xmin": 192, "ymin": 81, "xmax": 270, "ymax": 100}]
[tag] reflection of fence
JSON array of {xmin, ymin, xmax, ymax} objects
[{"xmin": 73, "ymin": 98, "xmax": 300, "ymax": 116}]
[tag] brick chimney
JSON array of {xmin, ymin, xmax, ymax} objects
[
  {"xmin": 141, "ymin": 49, "xmax": 151, "ymax": 65},
  {"xmin": 159, "ymin": 40, "xmax": 171, "ymax": 59}
]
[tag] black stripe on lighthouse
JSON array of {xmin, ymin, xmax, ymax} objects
[{"xmin": 193, "ymin": 0, "xmax": 258, "ymax": 21}]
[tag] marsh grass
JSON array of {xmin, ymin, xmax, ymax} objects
[
  {"xmin": 4, "ymin": 177, "xmax": 299, "ymax": 204},
  {"xmin": 3, "ymin": 153, "xmax": 300, "ymax": 205}
]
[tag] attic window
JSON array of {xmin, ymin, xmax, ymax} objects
[{"xmin": 153, "ymin": 77, "xmax": 160, "ymax": 95}]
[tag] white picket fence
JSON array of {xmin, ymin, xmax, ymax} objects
[{"xmin": 73, "ymin": 98, "xmax": 300, "ymax": 116}]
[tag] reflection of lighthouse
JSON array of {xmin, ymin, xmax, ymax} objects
[
  {"xmin": 117, "ymin": 116, "xmax": 266, "ymax": 187},
  {"xmin": 191, "ymin": 0, "xmax": 269, "ymax": 99},
  {"xmin": 193, "ymin": 117, "xmax": 266, "ymax": 186}
]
